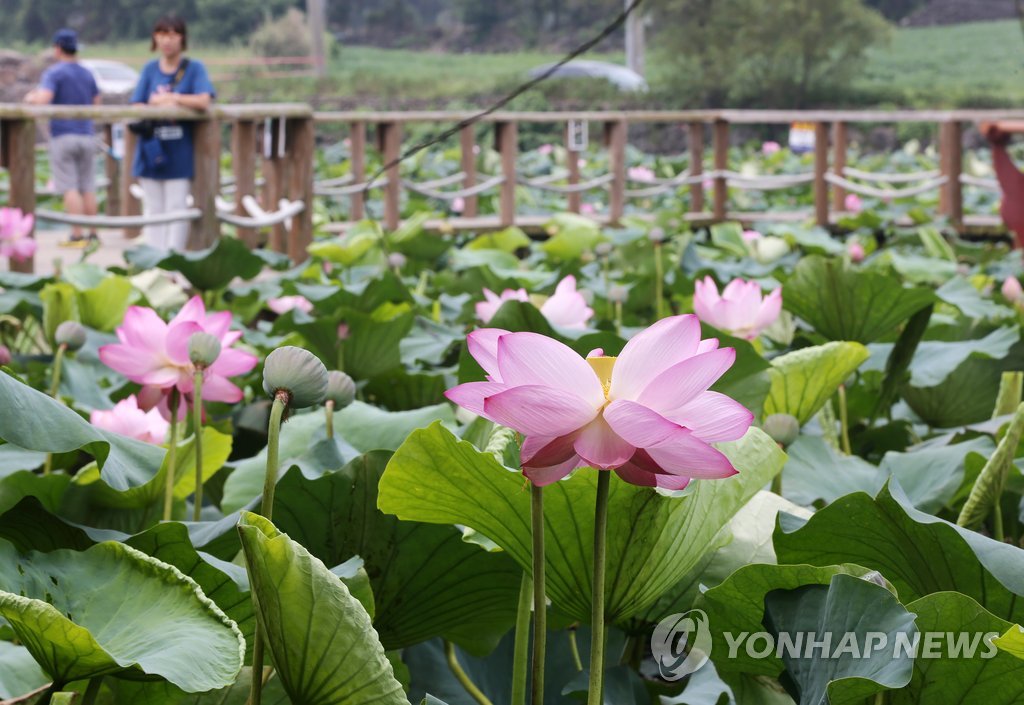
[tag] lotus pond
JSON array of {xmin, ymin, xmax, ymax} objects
[{"xmin": 2, "ymin": 168, "xmax": 1024, "ymax": 705}]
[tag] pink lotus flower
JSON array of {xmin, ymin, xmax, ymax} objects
[
  {"xmin": 99, "ymin": 296, "xmax": 258, "ymax": 404},
  {"xmin": 762, "ymin": 141, "xmax": 781, "ymax": 155},
  {"xmin": 476, "ymin": 276, "xmax": 594, "ymax": 330},
  {"xmin": 539, "ymin": 275, "xmax": 594, "ymax": 330},
  {"xmin": 446, "ymin": 316, "xmax": 752, "ymax": 489},
  {"xmin": 476, "ymin": 288, "xmax": 529, "ymax": 324},
  {"xmin": 580, "ymin": 203, "xmax": 595, "ymax": 215},
  {"xmin": 693, "ymin": 277, "xmax": 782, "ymax": 340},
  {"xmin": 628, "ymin": 166, "xmax": 656, "ymax": 182},
  {"xmin": 538, "ymin": 144, "xmax": 554, "ymax": 156},
  {"xmin": 1003, "ymin": 277, "xmax": 1023, "ymax": 303},
  {"xmin": 338, "ymin": 322, "xmax": 350, "ymax": 340},
  {"xmin": 452, "ymin": 196, "xmax": 466, "ymax": 213},
  {"xmin": 0, "ymin": 207, "xmax": 36, "ymax": 263},
  {"xmin": 848, "ymin": 241, "xmax": 866, "ymax": 263},
  {"xmin": 267, "ymin": 295, "xmax": 313, "ymax": 315},
  {"xmin": 90, "ymin": 395, "xmax": 170, "ymax": 445},
  {"xmin": 845, "ymin": 193, "xmax": 863, "ymax": 213},
  {"xmin": 742, "ymin": 229, "xmax": 763, "ymax": 243}
]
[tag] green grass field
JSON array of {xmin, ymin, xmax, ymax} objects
[{"xmin": 43, "ymin": 20, "xmax": 1024, "ymax": 109}]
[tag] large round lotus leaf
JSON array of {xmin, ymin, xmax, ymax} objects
[{"xmin": 0, "ymin": 539, "xmax": 244, "ymax": 691}]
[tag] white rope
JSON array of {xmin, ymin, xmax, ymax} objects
[
  {"xmin": 315, "ymin": 176, "xmax": 390, "ymax": 197},
  {"xmin": 707, "ymin": 170, "xmax": 816, "ymax": 191},
  {"xmin": 217, "ymin": 199, "xmax": 304, "ymax": 228},
  {"xmin": 215, "ymin": 195, "xmax": 234, "ymax": 212},
  {"xmin": 518, "ymin": 173, "xmax": 614, "ymax": 194},
  {"xmin": 825, "ymin": 172, "xmax": 947, "ymax": 199},
  {"xmin": 960, "ymin": 174, "xmax": 1000, "ymax": 191},
  {"xmin": 623, "ymin": 170, "xmax": 708, "ymax": 197},
  {"xmin": 314, "ymin": 174, "xmax": 355, "ymax": 188},
  {"xmin": 842, "ymin": 166, "xmax": 942, "ymax": 184},
  {"xmin": 403, "ymin": 174, "xmax": 506, "ymax": 200},
  {"xmin": 35, "ymin": 208, "xmax": 202, "ymax": 227},
  {"xmin": 412, "ymin": 172, "xmax": 469, "ymax": 189},
  {"xmin": 221, "ymin": 177, "xmax": 265, "ymax": 195}
]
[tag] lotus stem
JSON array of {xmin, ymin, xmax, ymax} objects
[
  {"xmin": 653, "ymin": 243, "xmax": 665, "ymax": 319},
  {"xmin": 42, "ymin": 343, "xmax": 68, "ymax": 476},
  {"xmin": 587, "ymin": 470, "xmax": 611, "ymax": 705},
  {"xmin": 838, "ymin": 384, "xmax": 852, "ymax": 455},
  {"xmin": 81, "ymin": 676, "xmax": 103, "ymax": 705},
  {"xmin": 249, "ymin": 391, "xmax": 289, "ymax": 705},
  {"xmin": 325, "ymin": 399, "xmax": 335, "ymax": 439},
  {"xmin": 603, "ymin": 258, "xmax": 612, "ymax": 320},
  {"xmin": 162, "ymin": 390, "xmax": 180, "ymax": 522},
  {"xmin": 511, "ymin": 572, "xmax": 532, "ymax": 705},
  {"xmin": 444, "ymin": 640, "xmax": 495, "ymax": 705},
  {"xmin": 192, "ymin": 369, "xmax": 204, "ymax": 522},
  {"xmin": 568, "ymin": 626, "xmax": 583, "ymax": 671},
  {"xmin": 532, "ymin": 483, "xmax": 546, "ymax": 705},
  {"xmin": 614, "ymin": 301, "xmax": 623, "ymax": 337}
]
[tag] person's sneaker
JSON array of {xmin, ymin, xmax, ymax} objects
[
  {"xmin": 87, "ymin": 232, "xmax": 100, "ymax": 243},
  {"xmin": 59, "ymin": 234, "xmax": 89, "ymax": 249}
]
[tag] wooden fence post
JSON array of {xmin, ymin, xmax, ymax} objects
[
  {"xmin": 0, "ymin": 118, "xmax": 36, "ymax": 273},
  {"xmin": 814, "ymin": 121, "xmax": 830, "ymax": 227},
  {"xmin": 713, "ymin": 120, "xmax": 729, "ymax": 221},
  {"xmin": 190, "ymin": 117, "xmax": 221, "ymax": 250},
  {"xmin": 349, "ymin": 121, "xmax": 366, "ymax": 221},
  {"xmin": 286, "ymin": 117, "xmax": 315, "ymax": 263},
  {"xmin": 103, "ymin": 124, "xmax": 121, "ymax": 217},
  {"xmin": 565, "ymin": 122, "xmax": 581, "ymax": 214},
  {"xmin": 940, "ymin": 121, "xmax": 963, "ymax": 228},
  {"xmin": 231, "ymin": 120, "xmax": 258, "ymax": 247},
  {"xmin": 459, "ymin": 125, "xmax": 478, "ymax": 217},
  {"xmin": 689, "ymin": 121, "xmax": 705, "ymax": 213},
  {"xmin": 605, "ymin": 119, "xmax": 627, "ymax": 224},
  {"xmin": 832, "ymin": 121, "xmax": 847, "ymax": 212},
  {"xmin": 262, "ymin": 119, "xmax": 288, "ymax": 254},
  {"xmin": 495, "ymin": 121, "xmax": 518, "ymax": 226},
  {"xmin": 379, "ymin": 122, "xmax": 402, "ymax": 231},
  {"xmin": 120, "ymin": 128, "xmax": 141, "ymax": 239}
]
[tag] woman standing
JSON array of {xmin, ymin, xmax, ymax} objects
[{"xmin": 131, "ymin": 15, "xmax": 215, "ymax": 251}]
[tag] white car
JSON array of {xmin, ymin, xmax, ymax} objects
[
  {"xmin": 527, "ymin": 60, "xmax": 648, "ymax": 92},
  {"xmin": 80, "ymin": 59, "xmax": 139, "ymax": 96}
]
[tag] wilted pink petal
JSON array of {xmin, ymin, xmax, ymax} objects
[{"xmin": 268, "ymin": 296, "xmax": 314, "ymax": 315}]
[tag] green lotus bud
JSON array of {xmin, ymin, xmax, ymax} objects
[
  {"xmin": 55, "ymin": 321, "xmax": 86, "ymax": 351},
  {"xmin": 262, "ymin": 346, "xmax": 328, "ymax": 408},
  {"xmin": 188, "ymin": 332, "xmax": 222, "ymax": 369},
  {"xmin": 325, "ymin": 370, "xmax": 356, "ymax": 409},
  {"xmin": 763, "ymin": 413, "xmax": 800, "ymax": 447}
]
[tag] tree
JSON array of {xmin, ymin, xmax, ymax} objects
[{"xmin": 651, "ymin": 0, "xmax": 891, "ymax": 108}]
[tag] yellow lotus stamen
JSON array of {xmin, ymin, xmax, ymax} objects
[{"xmin": 587, "ymin": 356, "xmax": 617, "ymax": 399}]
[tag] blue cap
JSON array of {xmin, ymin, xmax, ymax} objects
[{"xmin": 53, "ymin": 29, "xmax": 78, "ymax": 53}]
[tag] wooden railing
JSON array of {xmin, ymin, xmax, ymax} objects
[{"xmin": 3, "ymin": 105, "xmax": 1024, "ymax": 274}]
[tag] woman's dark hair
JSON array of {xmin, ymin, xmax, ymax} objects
[{"xmin": 150, "ymin": 15, "xmax": 187, "ymax": 51}]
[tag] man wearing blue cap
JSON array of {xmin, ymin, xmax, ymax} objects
[{"xmin": 25, "ymin": 29, "xmax": 102, "ymax": 247}]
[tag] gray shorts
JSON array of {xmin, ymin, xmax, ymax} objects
[{"xmin": 50, "ymin": 134, "xmax": 98, "ymax": 194}]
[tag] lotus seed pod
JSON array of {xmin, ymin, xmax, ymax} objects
[
  {"xmin": 595, "ymin": 242, "xmax": 614, "ymax": 257},
  {"xmin": 388, "ymin": 252, "xmax": 407, "ymax": 269},
  {"xmin": 648, "ymin": 227, "xmax": 666, "ymax": 244},
  {"xmin": 55, "ymin": 321, "xmax": 86, "ymax": 351},
  {"xmin": 188, "ymin": 332, "xmax": 222, "ymax": 369},
  {"xmin": 0, "ymin": 344, "xmax": 10, "ymax": 366},
  {"xmin": 608, "ymin": 284, "xmax": 629, "ymax": 304},
  {"xmin": 763, "ymin": 413, "xmax": 800, "ymax": 448},
  {"xmin": 262, "ymin": 346, "xmax": 329, "ymax": 408},
  {"xmin": 325, "ymin": 370, "xmax": 356, "ymax": 409}
]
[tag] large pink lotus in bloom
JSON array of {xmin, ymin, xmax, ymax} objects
[
  {"xmin": 91, "ymin": 395, "xmax": 170, "ymax": 445},
  {"xmin": 693, "ymin": 276, "xmax": 782, "ymax": 340},
  {"xmin": 446, "ymin": 315, "xmax": 752, "ymax": 489},
  {"xmin": 99, "ymin": 296, "xmax": 258, "ymax": 404},
  {"xmin": 0, "ymin": 207, "xmax": 37, "ymax": 263},
  {"xmin": 476, "ymin": 275, "xmax": 594, "ymax": 330}
]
